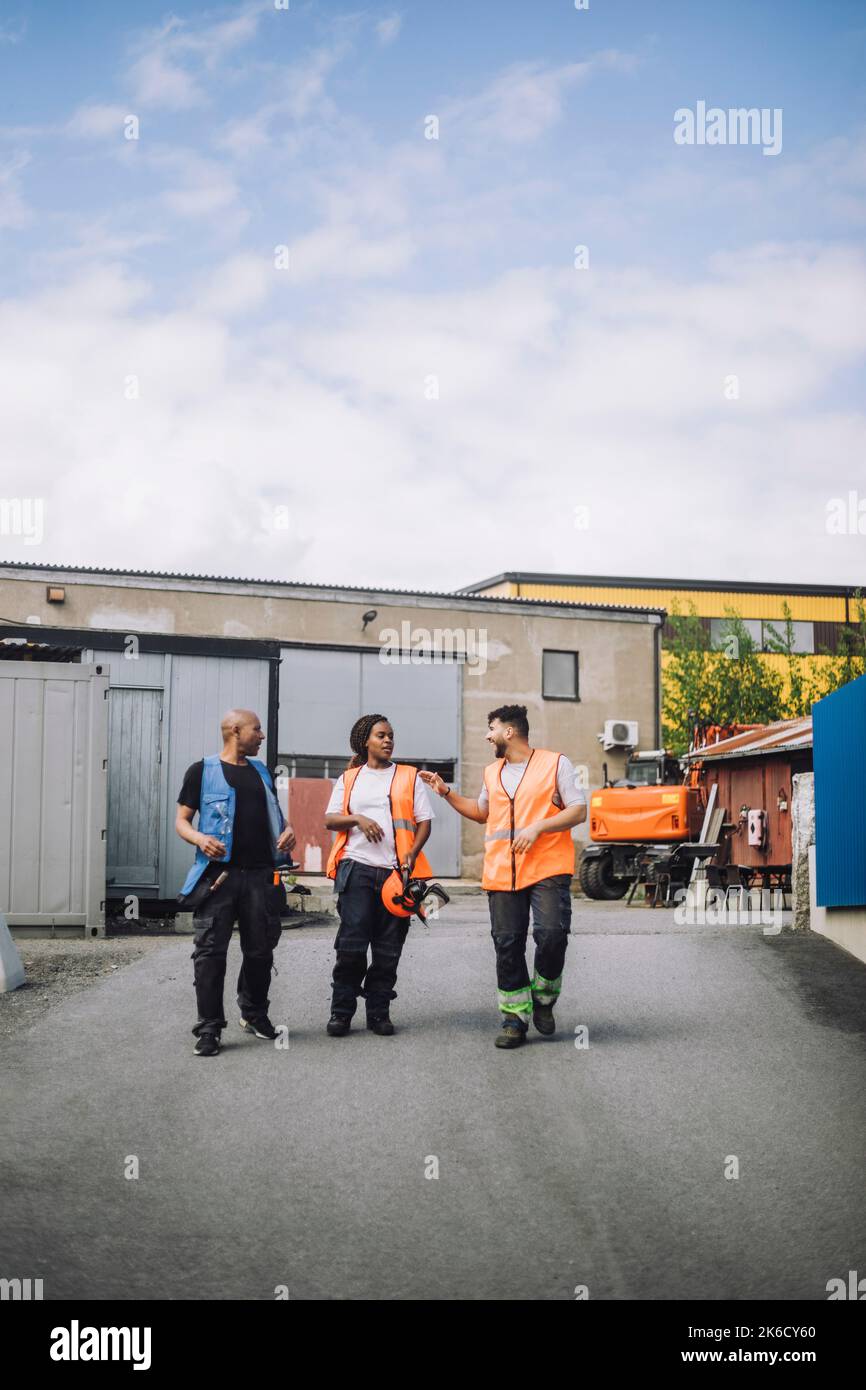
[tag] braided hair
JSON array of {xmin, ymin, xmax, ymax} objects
[{"xmin": 348, "ymin": 713, "xmax": 390, "ymax": 769}]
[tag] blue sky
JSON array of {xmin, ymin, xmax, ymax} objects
[{"xmin": 1, "ymin": 0, "xmax": 865, "ymax": 588}]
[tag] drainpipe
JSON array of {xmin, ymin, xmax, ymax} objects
[{"xmin": 654, "ymin": 614, "xmax": 663, "ymax": 747}]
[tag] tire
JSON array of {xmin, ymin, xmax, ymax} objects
[
  {"xmin": 588, "ymin": 853, "xmax": 629, "ymax": 901},
  {"xmin": 579, "ymin": 855, "xmax": 602, "ymax": 898}
]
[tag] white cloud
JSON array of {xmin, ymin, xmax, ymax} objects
[
  {"xmin": 0, "ymin": 18, "xmax": 26, "ymax": 45},
  {"xmin": 376, "ymin": 14, "xmax": 402, "ymax": 46},
  {"xmin": 443, "ymin": 52, "xmax": 636, "ymax": 146},
  {"xmin": 0, "ymin": 150, "xmax": 31, "ymax": 229},
  {"xmin": 128, "ymin": 46, "xmax": 205, "ymax": 111},
  {"xmin": 125, "ymin": 5, "xmax": 264, "ymax": 111},
  {"xmin": 2, "ymin": 247, "xmax": 864, "ymax": 588},
  {"xmin": 65, "ymin": 105, "xmax": 132, "ymax": 140},
  {"xmin": 285, "ymin": 223, "xmax": 415, "ymax": 283},
  {"xmin": 193, "ymin": 253, "xmax": 271, "ymax": 316}
]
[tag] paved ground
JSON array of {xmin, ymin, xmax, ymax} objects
[{"xmin": 2, "ymin": 897, "xmax": 866, "ymax": 1301}]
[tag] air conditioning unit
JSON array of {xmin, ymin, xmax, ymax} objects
[{"xmin": 600, "ymin": 719, "xmax": 639, "ymax": 751}]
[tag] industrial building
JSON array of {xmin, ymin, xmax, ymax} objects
[
  {"xmin": 0, "ymin": 562, "xmax": 664, "ymax": 926},
  {"xmin": 461, "ymin": 572, "xmax": 861, "ymax": 660}
]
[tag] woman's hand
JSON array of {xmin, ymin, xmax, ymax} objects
[{"xmin": 355, "ymin": 814, "xmax": 385, "ymax": 843}]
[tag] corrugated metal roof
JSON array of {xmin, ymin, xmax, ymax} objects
[
  {"xmin": 0, "ymin": 638, "xmax": 81, "ymax": 662},
  {"xmin": 686, "ymin": 717, "xmax": 813, "ymax": 761},
  {"xmin": 461, "ymin": 571, "xmax": 857, "ymax": 599},
  {"xmin": 0, "ymin": 561, "xmax": 666, "ymax": 618}
]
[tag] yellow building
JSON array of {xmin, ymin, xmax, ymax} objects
[
  {"xmin": 460, "ymin": 572, "xmax": 859, "ymax": 657},
  {"xmin": 461, "ymin": 573, "xmax": 865, "ymax": 711}
]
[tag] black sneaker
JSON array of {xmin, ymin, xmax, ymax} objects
[
  {"xmin": 326, "ymin": 1013, "xmax": 351, "ymax": 1037},
  {"xmin": 194, "ymin": 1033, "xmax": 221, "ymax": 1057},
  {"xmin": 494, "ymin": 1014, "xmax": 527, "ymax": 1049},
  {"xmin": 366, "ymin": 1014, "xmax": 395, "ymax": 1036},
  {"xmin": 239, "ymin": 1016, "xmax": 279, "ymax": 1041},
  {"xmin": 532, "ymin": 1002, "xmax": 556, "ymax": 1036}
]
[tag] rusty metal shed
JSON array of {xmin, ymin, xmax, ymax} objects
[{"xmin": 686, "ymin": 718, "xmax": 813, "ymax": 873}]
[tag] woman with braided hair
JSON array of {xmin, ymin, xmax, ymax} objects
[{"xmin": 323, "ymin": 714, "xmax": 435, "ymax": 1036}]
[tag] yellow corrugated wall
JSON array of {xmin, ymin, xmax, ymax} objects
[{"xmin": 502, "ymin": 582, "xmax": 847, "ymax": 621}]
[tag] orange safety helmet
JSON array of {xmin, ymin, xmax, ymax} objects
[
  {"xmin": 381, "ymin": 869, "xmax": 418, "ymax": 918},
  {"xmin": 381, "ymin": 867, "xmax": 450, "ymax": 923}
]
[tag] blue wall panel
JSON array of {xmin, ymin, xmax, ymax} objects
[{"xmin": 813, "ymin": 672, "xmax": 866, "ymax": 907}]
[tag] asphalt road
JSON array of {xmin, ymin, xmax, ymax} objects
[{"xmin": 2, "ymin": 897, "xmax": 866, "ymax": 1301}]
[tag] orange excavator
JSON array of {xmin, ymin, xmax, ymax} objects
[{"xmin": 578, "ymin": 719, "xmax": 761, "ymax": 900}]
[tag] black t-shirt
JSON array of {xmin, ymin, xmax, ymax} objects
[{"xmin": 178, "ymin": 760, "xmax": 273, "ymax": 869}]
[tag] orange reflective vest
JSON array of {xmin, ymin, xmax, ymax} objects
[
  {"xmin": 326, "ymin": 762, "xmax": 433, "ymax": 880},
  {"xmin": 482, "ymin": 748, "xmax": 575, "ymax": 891}
]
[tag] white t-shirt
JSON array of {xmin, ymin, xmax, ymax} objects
[
  {"xmin": 478, "ymin": 754, "xmax": 588, "ymax": 813},
  {"xmin": 326, "ymin": 764, "xmax": 435, "ymax": 870}
]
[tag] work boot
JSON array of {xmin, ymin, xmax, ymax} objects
[
  {"xmin": 494, "ymin": 1014, "xmax": 527, "ymax": 1049},
  {"xmin": 194, "ymin": 1032, "xmax": 221, "ymax": 1057},
  {"xmin": 366, "ymin": 1013, "xmax": 395, "ymax": 1036},
  {"xmin": 532, "ymin": 1002, "xmax": 556, "ymax": 1036},
  {"xmin": 239, "ymin": 1015, "xmax": 279, "ymax": 1040},
  {"xmin": 327, "ymin": 1013, "xmax": 351, "ymax": 1037}
]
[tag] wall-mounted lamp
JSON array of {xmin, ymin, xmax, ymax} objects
[
  {"xmin": 46, "ymin": 586, "xmax": 66, "ymax": 604},
  {"xmin": 362, "ymin": 609, "xmax": 378, "ymax": 632}
]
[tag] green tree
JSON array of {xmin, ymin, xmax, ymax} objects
[{"xmin": 663, "ymin": 604, "xmax": 784, "ymax": 754}]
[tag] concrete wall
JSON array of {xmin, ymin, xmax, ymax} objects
[
  {"xmin": 808, "ymin": 845, "xmax": 866, "ymax": 967},
  {"xmin": 791, "ymin": 771, "xmax": 815, "ymax": 931},
  {"xmin": 0, "ymin": 567, "xmax": 661, "ymax": 877}
]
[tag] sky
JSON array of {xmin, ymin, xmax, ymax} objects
[{"xmin": 1, "ymin": 0, "xmax": 865, "ymax": 591}]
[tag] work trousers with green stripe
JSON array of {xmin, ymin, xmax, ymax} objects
[{"xmin": 487, "ymin": 874, "xmax": 572, "ymax": 1029}]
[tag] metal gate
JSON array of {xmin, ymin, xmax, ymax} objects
[
  {"xmin": 278, "ymin": 647, "xmax": 462, "ymax": 874},
  {"xmin": 0, "ymin": 661, "xmax": 107, "ymax": 930},
  {"xmin": 85, "ymin": 648, "xmax": 272, "ymax": 898},
  {"xmin": 106, "ymin": 687, "xmax": 163, "ymax": 889}
]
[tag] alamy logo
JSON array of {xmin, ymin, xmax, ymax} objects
[
  {"xmin": 674, "ymin": 101, "xmax": 782, "ymax": 156},
  {"xmin": 826, "ymin": 1270, "xmax": 866, "ymax": 1300},
  {"xmin": 378, "ymin": 621, "xmax": 488, "ymax": 675},
  {"xmin": 50, "ymin": 1320, "xmax": 152, "ymax": 1371},
  {"xmin": 0, "ymin": 1276, "xmax": 43, "ymax": 1299},
  {"xmin": 0, "ymin": 497, "xmax": 44, "ymax": 544}
]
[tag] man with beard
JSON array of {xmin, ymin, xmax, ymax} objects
[{"xmin": 420, "ymin": 705, "xmax": 586, "ymax": 1049}]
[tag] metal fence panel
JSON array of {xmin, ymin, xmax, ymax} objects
[
  {"xmin": 813, "ymin": 672, "xmax": 866, "ymax": 907},
  {"xmin": 164, "ymin": 655, "xmax": 271, "ymax": 897},
  {"xmin": 0, "ymin": 661, "xmax": 107, "ymax": 927}
]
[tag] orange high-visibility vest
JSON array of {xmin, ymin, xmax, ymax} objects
[
  {"xmin": 482, "ymin": 749, "xmax": 574, "ymax": 891},
  {"xmin": 326, "ymin": 762, "xmax": 433, "ymax": 879}
]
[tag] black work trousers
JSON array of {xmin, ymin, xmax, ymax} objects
[
  {"xmin": 487, "ymin": 873, "xmax": 572, "ymax": 1028},
  {"xmin": 190, "ymin": 866, "xmax": 283, "ymax": 1036},
  {"xmin": 331, "ymin": 859, "xmax": 410, "ymax": 1019}
]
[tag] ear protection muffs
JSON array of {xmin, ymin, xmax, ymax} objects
[{"xmin": 381, "ymin": 866, "xmax": 450, "ymax": 923}]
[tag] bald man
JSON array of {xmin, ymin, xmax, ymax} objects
[{"xmin": 176, "ymin": 709, "xmax": 296, "ymax": 1056}]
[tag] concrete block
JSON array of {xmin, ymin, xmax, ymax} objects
[{"xmin": 0, "ymin": 911, "xmax": 26, "ymax": 991}]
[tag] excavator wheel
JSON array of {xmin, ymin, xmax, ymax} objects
[
  {"xmin": 578, "ymin": 855, "xmax": 602, "ymax": 898},
  {"xmin": 585, "ymin": 853, "xmax": 629, "ymax": 901}
]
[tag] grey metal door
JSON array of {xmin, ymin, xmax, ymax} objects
[
  {"xmin": 279, "ymin": 647, "xmax": 462, "ymax": 875},
  {"xmin": 106, "ymin": 687, "xmax": 163, "ymax": 889}
]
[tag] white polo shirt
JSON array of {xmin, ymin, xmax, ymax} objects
[{"xmin": 326, "ymin": 764, "xmax": 435, "ymax": 870}]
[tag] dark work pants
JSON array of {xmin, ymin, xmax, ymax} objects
[
  {"xmin": 487, "ymin": 874, "xmax": 572, "ymax": 1029},
  {"xmin": 190, "ymin": 866, "xmax": 283, "ymax": 1036},
  {"xmin": 331, "ymin": 860, "xmax": 410, "ymax": 1018}
]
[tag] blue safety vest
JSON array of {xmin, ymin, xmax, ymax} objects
[{"xmin": 179, "ymin": 755, "xmax": 288, "ymax": 897}]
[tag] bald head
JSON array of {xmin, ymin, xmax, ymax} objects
[{"xmin": 220, "ymin": 709, "xmax": 264, "ymax": 759}]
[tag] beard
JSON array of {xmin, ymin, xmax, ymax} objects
[{"xmin": 493, "ymin": 740, "xmax": 506, "ymax": 758}]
